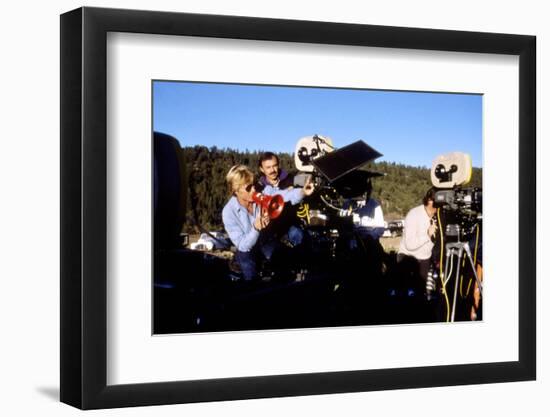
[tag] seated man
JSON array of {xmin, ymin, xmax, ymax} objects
[{"xmin": 222, "ymin": 164, "xmax": 314, "ymax": 281}]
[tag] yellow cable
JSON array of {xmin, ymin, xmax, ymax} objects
[
  {"xmin": 466, "ymin": 278, "xmax": 473, "ymax": 297},
  {"xmin": 296, "ymin": 203, "xmax": 310, "ymax": 225},
  {"xmin": 460, "ymin": 256, "xmax": 466, "ymax": 298},
  {"xmin": 473, "ymin": 223, "xmax": 479, "ymax": 265},
  {"xmin": 472, "ymin": 223, "xmax": 480, "ymax": 296},
  {"xmin": 437, "ymin": 209, "xmax": 450, "ymax": 322}
]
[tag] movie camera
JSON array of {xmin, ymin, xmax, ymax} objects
[
  {"xmin": 294, "ymin": 134, "xmax": 384, "ymax": 199},
  {"xmin": 430, "ymin": 152, "xmax": 482, "ymax": 242},
  {"xmin": 291, "ymin": 134, "xmax": 385, "ymax": 264}
]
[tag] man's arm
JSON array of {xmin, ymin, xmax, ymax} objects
[{"xmin": 262, "ymin": 185, "xmax": 304, "ymax": 205}]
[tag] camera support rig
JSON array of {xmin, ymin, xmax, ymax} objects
[{"xmin": 442, "ymin": 229, "xmax": 483, "ymax": 322}]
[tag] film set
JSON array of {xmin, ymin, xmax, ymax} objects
[{"xmin": 154, "ymin": 129, "xmax": 483, "ymax": 334}]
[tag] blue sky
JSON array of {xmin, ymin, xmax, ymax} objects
[{"xmin": 153, "ymin": 81, "xmax": 482, "ymax": 168}]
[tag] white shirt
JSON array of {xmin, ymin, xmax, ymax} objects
[{"xmin": 398, "ymin": 204, "xmax": 434, "ymax": 260}]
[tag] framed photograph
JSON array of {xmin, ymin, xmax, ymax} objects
[{"xmin": 60, "ymin": 6, "xmax": 536, "ymax": 409}]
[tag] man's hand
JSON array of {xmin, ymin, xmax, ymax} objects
[
  {"xmin": 428, "ymin": 221, "xmax": 438, "ymax": 238},
  {"xmin": 254, "ymin": 212, "xmax": 270, "ymax": 231},
  {"xmin": 302, "ymin": 176, "xmax": 315, "ymax": 197}
]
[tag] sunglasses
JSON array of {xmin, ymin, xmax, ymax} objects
[{"xmin": 243, "ymin": 183, "xmax": 254, "ymax": 192}]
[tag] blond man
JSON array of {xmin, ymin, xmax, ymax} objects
[{"xmin": 222, "ymin": 165, "xmax": 313, "ymax": 281}]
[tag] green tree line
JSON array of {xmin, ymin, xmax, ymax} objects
[{"xmin": 181, "ymin": 145, "xmax": 482, "ymax": 233}]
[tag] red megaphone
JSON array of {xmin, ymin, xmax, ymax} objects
[{"xmin": 252, "ymin": 192, "xmax": 285, "ymax": 219}]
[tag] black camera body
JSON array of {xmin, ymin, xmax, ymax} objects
[
  {"xmin": 435, "ymin": 188, "xmax": 482, "ymax": 244},
  {"xmin": 434, "ymin": 187, "xmax": 482, "ymax": 214},
  {"xmin": 430, "ymin": 152, "xmax": 482, "ymax": 244}
]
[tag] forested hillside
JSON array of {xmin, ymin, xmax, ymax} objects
[{"xmin": 181, "ymin": 145, "xmax": 482, "ymax": 233}]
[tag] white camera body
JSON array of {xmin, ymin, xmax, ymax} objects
[
  {"xmin": 294, "ymin": 134, "xmax": 334, "ymax": 172},
  {"xmin": 431, "ymin": 152, "xmax": 472, "ymax": 188}
]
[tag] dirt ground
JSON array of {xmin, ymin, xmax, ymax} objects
[{"xmin": 379, "ymin": 236, "xmax": 402, "ymax": 253}]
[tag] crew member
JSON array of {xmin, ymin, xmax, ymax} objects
[
  {"xmin": 344, "ymin": 179, "xmax": 385, "ymax": 240},
  {"xmin": 341, "ymin": 178, "xmax": 387, "ymax": 287},
  {"xmin": 397, "ymin": 188, "xmax": 438, "ymax": 295},
  {"xmin": 222, "ymin": 165, "xmax": 314, "ymax": 281},
  {"xmin": 255, "ymin": 151, "xmax": 295, "ymax": 192},
  {"xmin": 256, "ymin": 152, "xmax": 303, "ymax": 247}
]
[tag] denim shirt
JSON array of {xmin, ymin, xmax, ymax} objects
[{"xmin": 222, "ymin": 187, "xmax": 304, "ymax": 252}]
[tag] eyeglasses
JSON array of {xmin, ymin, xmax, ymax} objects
[{"xmin": 243, "ymin": 183, "xmax": 253, "ymax": 192}]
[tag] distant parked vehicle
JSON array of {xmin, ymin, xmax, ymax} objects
[
  {"xmin": 387, "ymin": 220, "xmax": 404, "ymax": 237},
  {"xmin": 190, "ymin": 231, "xmax": 231, "ymax": 251}
]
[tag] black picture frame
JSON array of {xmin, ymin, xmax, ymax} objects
[{"xmin": 60, "ymin": 6, "xmax": 536, "ymax": 410}]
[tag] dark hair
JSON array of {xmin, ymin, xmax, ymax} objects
[
  {"xmin": 258, "ymin": 152, "xmax": 279, "ymax": 168},
  {"xmin": 422, "ymin": 187, "xmax": 437, "ymax": 206},
  {"xmin": 365, "ymin": 178, "xmax": 373, "ymax": 197}
]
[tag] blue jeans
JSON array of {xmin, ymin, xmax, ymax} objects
[
  {"xmin": 235, "ymin": 240, "xmax": 278, "ymax": 281},
  {"xmin": 234, "ymin": 250, "xmax": 259, "ymax": 281},
  {"xmin": 235, "ymin": 227, "xmax": 303, "ymax": 281},
  {"xmin": 286, "ymin": 225, "xmax": 303, "ymax": 247}
]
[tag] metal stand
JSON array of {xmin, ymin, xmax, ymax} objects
[{"xmin": 443, "ymin": 241, "xmax": 483, "ymax": 322}]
